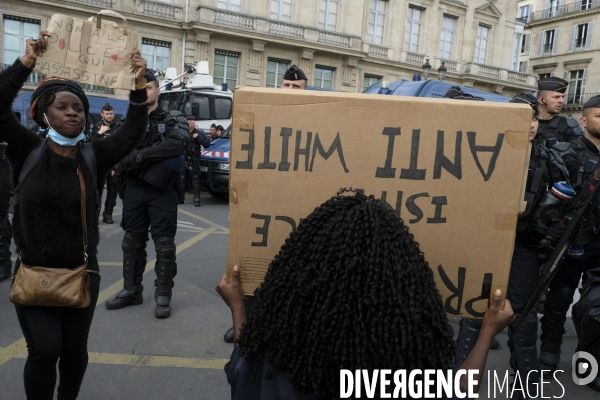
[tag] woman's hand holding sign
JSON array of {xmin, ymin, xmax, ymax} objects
[{"xmin": 21, "ymin": 31, "xmax": 49, "ymax": 69}]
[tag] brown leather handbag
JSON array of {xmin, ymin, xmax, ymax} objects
[{"xmin": 9, "ymin": 166, "xmax": 99, "ymax": 308}]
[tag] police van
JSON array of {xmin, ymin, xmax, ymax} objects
[{"xmin": 155, "ymin": 62, "xmax": 233, "ymax": 197}]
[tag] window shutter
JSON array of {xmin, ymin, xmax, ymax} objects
[
  {"xmin": 586, "ymin": 22, "xmax": 595, "ymax": 49},
  {"xmin": 552, "ymin": 29, "xmax": 560, "ymax": 54},
  {"xmin": 568, "ymin": 25, "xmax": 576, "ymax": 52},
  {"xmin": 543, "ymin": 1, "xmax": 550, "ymax": 18},
  {"xmin": 524, "ymin": 33, "xmax": 531, "ymax": 52},
  {"xmin": 582, "ymin": 69, "xmax": 588, "ymax": 95},
  {"xmin": 537, "ymin": 31, "xmax": 545, "ymax": 56}
]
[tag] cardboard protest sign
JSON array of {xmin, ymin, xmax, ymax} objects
[
  {"xmin": 34, "ymin": 11, "xmax": 138, "ymax": 90},
  {"xmin": 228, "ymin": 88, "xmax": 532, "ymax": 318}
]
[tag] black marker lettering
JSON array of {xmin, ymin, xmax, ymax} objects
[
  {"xmin": 309, "ymin": 132, "xmax": 349, "ymax": 173},
  {"xmin": 258, "ymin": 126, "xmax": 276, "ymax": 169},
  {"xmin": 434, "ymin": 130, "xmax": 462, "ymax": 180},
  {"xmin": 236, "ymin": 128, "xmax": 254, "ymax": 169},
  {"xmin": 400, "ymin": 129, "xmax": 426, "ymax": 180},
  {"xmin": 375, "ymin": 127, "xmax": 401, "ymax": 178},
  {"xmin": 427, "ymin": 196, "xmax": 447, "ymax": 223},
  {"xmin": 438, "ymin": 265, "xmax": 465, "ymax": 315},
  {"xmin": 293, "ymin": 130, "xmax": 312, "ymax": 171},
  {"xmin": 278, "ymin": 128, "xmax": 293, "ymax": 171},
  {"xmin": 250, "ymin": 214, "xmax": 271, "ymax": 247},
  {"xmin": 406, "ymin": 192, "xmax": 429, "ymax": 223},
  {"xmin": 467, "ymin": 132, "xmax": 505, "ymax": 181}
]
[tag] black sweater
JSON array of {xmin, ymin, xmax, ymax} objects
[{"xmin": 0, "ymin": 59, "xmax": 148, "ymax": 269}]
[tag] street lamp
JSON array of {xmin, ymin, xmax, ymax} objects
[
  {"xmin": 422, "ymin": 58, "xmax": 432, "ymax": 80},
  {"xmin": 438, "ymin": 60, "xmax": 447, "ymax": 81}
]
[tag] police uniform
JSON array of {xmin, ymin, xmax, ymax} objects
[
  {"xmin": 536, "ymin": 77, "xmax": 583, "ymax": 145},
  {"xmin": 539, "ymin": 95, "xmax": 600, "ymax": 375},
  {"xmin": 105, "ymin": 71, "xmax": 187, "ymax": 319},
  {"xmin": 92, "ymin": 103, "xmax": 118, "ymax": 224},
  {"xmin": 186, "ymin": 117, "xmax": 210, "ymax": 207}
]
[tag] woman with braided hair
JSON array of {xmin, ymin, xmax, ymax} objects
[{"xmin": 217, "ymin": 190, "xmax": 514, "ymax": 399}]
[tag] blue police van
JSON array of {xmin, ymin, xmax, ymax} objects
[{"xmin": 11, "ymin": 91, "xmax": 130, "ymax": 131}]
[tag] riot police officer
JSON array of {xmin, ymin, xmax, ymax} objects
[
  {"xmin": 186, "ymin": 116, "xmax": 210, "ymax": 206},
  {"xmin": 106, "ymin": 70, "xmax": 187, "ymax": 319},
  {"xmin": 0, "ymin": 142, "xmax": 13, "ymax": 282},
  {"xmin": 539, "ymin": 95, "xmax": 600, "ymax": 391},
  {"xmin": 93, "ymin": 103, "xmax": 119, "ymax": 224},
  {"xmin": 536, "ymin": 77, "xmax": 583, "ymax": 145}
]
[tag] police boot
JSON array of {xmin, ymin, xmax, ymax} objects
[
  {"xmin": 539, "ymin": 286, "xmax": 575, "ymax": 376},
  {"xmin": 154, "ymin": 236, "xmax": 176, "ymax": 319},
  {"xmin": 106, "ymin": 233, "xmax": 144, "ymax": 310},
  {"xmin": 454, "ymin": 318, "xmax": 482, "ymax": 369},
  {"xmin": 102, "ymin": 186, "xmax": 118, "ymax": 224},
  {"xmin": 192, "ymin": 173, "xmax": 201, "ymax": 207},
  {"xmin": 508, "ymin": 314, "xmax": 540, "ymax": 398}
]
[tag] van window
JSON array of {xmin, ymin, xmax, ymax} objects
[
  {"xmin": 183, "ymin": 94, "xmax": 211, "ymax": 119},
  {"xmin": 159, "ymin": 92, "xmax": 181, "ymax": 113},
  {"xmin": 214, "ymin": 97, "xmax": 232, "ymax": 119}
]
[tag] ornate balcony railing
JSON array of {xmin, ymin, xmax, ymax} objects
[
  {"xmin": 269, "ymin": 22, "xmax": 304, "ymax": 38},
  {"xmin": 368, "ymin": 44, "xmax": 389, "ymax": 58},
  {"xmin": 566, "ymin": 91, "xmax": 599, "ymax": 105},
  {"xmin": 443, "ymin": 60, "xmax": 458, "ymax": 72},
  {"xmin": 142, "ymin": 0, "xmax": 176, "ymax": 19},
  {"xmin": 529, "ymin": 0, "xmax": 600, "ymax": 23},
  {"xmin": 508, "ymin": 71, "xmax": 528, "ymax": 84},
  {"xmin": 406, "ymin": 51, "xmax": 425, "ymax": 65},
  {"xmin": 215, "ymin": 10, "xmax": 255, "ymax": 29},
  {"xmin": 477, "ymin": 64, "xmax": 501, "ymax": 78},
  {"xmin": 72, "ymin": 0, "xmax": 113, "ymax": 7},
  {"xmin": 318, "ymin": 32, "xmax": 351, "ymax": 48}
]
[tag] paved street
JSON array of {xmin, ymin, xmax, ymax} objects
[{"xmin": 0, "ymin": 191, "xmax": 597, "ymax": 399}]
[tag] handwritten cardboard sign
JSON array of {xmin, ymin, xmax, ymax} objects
[
  {"xmin": 34, "ymin": 13, "xmax": 138, "ymax": 90},
  {"xmin": 228, "ymin": 88, "xmax": 532, "ymax": 318}
]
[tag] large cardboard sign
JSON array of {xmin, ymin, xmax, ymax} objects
[
  {"xmin": 34, "ymin": 12, "xmax": 138, "ymax": 90},
  {"xmin": 228, "ymin": 88, "xmax": 532, "ymax": 318}
]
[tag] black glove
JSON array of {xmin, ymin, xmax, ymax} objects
[{"xmin": 545, "ymin": 209, "xmax": 566, "ymax": 244}]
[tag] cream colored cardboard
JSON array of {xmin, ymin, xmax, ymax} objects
[
  {"xmin": 34, "ymin": 13, "xmax": 138, "ymax": 90},
  {"xmin": 228, "ymin": 87, "xmax": 532, "ymax": 318}
]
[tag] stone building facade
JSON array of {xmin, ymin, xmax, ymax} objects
[
  {"xmin": 519, "ymin": 0, "xmax": 600, "ymax": 118},
  {"xmin": 2, "ymin": 0, "xmax": 536, "ymax": 99}
]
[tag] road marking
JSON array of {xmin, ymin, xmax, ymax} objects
[
  {"xmin": 12, "ymin": 351, "xmax": 229, "ymax": 370},
  {"xmin": 0, "ymin": 227, "xmax": 218, "ymax": 367},
  {"xmin": 178, "ymin": 208, "xmax": 229, "ymax": 233},
  {"xmin": 96, "ymin": 227, "xmax": 217, "ymax": 305}
]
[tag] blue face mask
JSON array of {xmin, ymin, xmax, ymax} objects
[{"xmin": 44, "ymin": 114, "xmax": 86, "ymax": 146}]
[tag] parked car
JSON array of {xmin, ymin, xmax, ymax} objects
[{"xmin": 199, "ymin": 126, "xmax": 230, "ymax": 197}]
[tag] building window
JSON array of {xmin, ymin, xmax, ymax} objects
[
  {"xmin": 404, "ymin": 6, "xmax": 423, "ymax": 52},
  {"xmin": 3, "ymin": 16, "xmax": 40, "ymax": 64},
  {"xmin": 318, "ymin": 0, "xmax": 338, "ymax": 31},
  {"xmin": 314, "ymin": 65, "xmax": 335, "ymax": 89},
  {"xmin": 549, "ymin": 0, "xmax": 560, "ymax": 17},
  {"xmin": 266, "ymin": 58, "xmax": 290, "ymax": 88},
  {"xmin": 518, "ymin": 61, "xmax": 528, "ymax": 73},
  {"xmin": 539, "ymin": 73, "xmax": 552, "ymax": 79},
  {"xmin": 368, "ymin": 0, "xmax": 387, "ymax": 45},
  {"xmin": 271, "ymin": 0, "xmax": 292, "ymax": 22},
  {"xmin": 217, "ymin": 0, "xmax": 241, "ymax": 12},
  {"xmin": 575, "ymin": 24, "xmax": 588, "ymax": 49},
  {"xmin": 521, "ymin": 33, "xmax": 531, "ymax": 53},
  {"xmin": 512, "ymin": 33, "xmax": 522, "ymax": 71},
  {"xmin": 438, "ymin": 15, "xmax": 456, "ymax": 59},
  {"xmin": 363, "ymin": 74, "xmax": 382, "ymax": 91},
  {"xmin": 581, "ymin": 0, "xmax": 592, "ymax": 11},
  {"xmin": 519, "ymin": 5, "xmax": 530, "ymax": 21},
  {"xmin": 474, "ymin": 25, "xmax": 490, "ymax": 64},
  {"xmin": 567, "ymin": 69, "xmax": 586, "ymax": 104},
  {"xmin": 141, "ymin": 39, "xmax": 171, "ymax": 72},
  {"xmin": 543, "ymin": 30, "xmax": 555, "ymax": 54},
  {"xmin": 214, "ymin": 50, "xmax": 240, "ymax": 89}
]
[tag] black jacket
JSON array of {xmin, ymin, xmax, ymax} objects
[
  {"xmin": 0, "ymin": 58, "xmax": 147, "ymax": 269},
  {"xmin": 189, "ymin": 128, "xmax": 211, "ymax": 155},
  {"xmin": 91, "ymin": 120, "xmax": 117, "ymax": 140}
]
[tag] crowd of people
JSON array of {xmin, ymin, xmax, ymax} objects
[{"xmin": 0, "ymin": 30, "xmax": 598, "ymax": 400}]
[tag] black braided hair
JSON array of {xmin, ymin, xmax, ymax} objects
[
  {"xmin": 36, "ymin": 86, "xmax": 93, "ymax": 138},
  {"xmin": 238, "ymin": 189, "xmax": 456, "ymax": 399}
]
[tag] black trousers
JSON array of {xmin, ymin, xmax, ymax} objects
[
  {"xmin": 506, "ymin": 241, "xmax": 541, "ymax": 314},
  {"xmin": 14, "ymin": 256, "xmax": 100, "ymax": 400},
  {"xmin": 103, "ymin": 173, "xmax": 117, "ymax": 216}
]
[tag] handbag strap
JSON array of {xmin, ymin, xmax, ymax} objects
[{"xmin": 78, "ymin": 167, "xmax": 88, "ymax": 262}]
